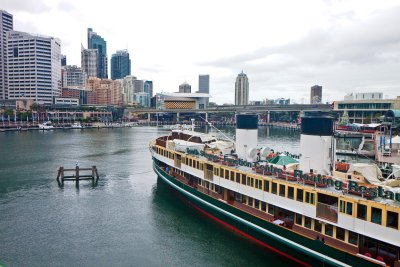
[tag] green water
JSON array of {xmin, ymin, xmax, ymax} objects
[{"xmin": 0, "ymin": 127, "xmax": 302, "ymax": 267}]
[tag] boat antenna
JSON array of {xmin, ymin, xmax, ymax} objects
[{"xmin": 198, "ymin": 116, "xmax": 235, "ymax": 144}]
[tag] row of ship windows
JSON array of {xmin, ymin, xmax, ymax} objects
[
  {"xmin": 197, "ymin": 175, "xmax": 359, "ymax": 245},
  {"xmin": 155, "ymin": 147, "xmax": 400, "ymax": 230}
]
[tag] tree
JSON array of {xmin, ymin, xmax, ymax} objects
[
  {"xmin": 30, "ymin": 103, "xmax": 40, "ymax": 111},
  {"xmin": 4, "ymin": 109, "xmax": 14, "ymax": 116}
]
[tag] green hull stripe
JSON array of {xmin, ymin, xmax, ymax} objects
[{"xmin": 154, "ymin": 162, "xmax": 351, "ymax": 267}]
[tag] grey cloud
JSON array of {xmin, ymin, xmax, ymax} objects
[
  {"xmin": 1, "ymin": 0, "xmax": 51, "ymax": 14},
  {"xmin": 57, "ymin": 1, "xmax": 77, "ymax": 12},
  {"xmin": 200, "ymin": 6, "xmax": 400, "ymax": 102},
  {"xmin": 201, "ymin": 6, "xmax": 400, "ymax": 69}
]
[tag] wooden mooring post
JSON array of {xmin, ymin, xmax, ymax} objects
[{"xmin": 56, "ymin": 165, "xmax": 99, "ymax": 186}]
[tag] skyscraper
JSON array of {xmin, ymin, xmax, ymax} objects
[
  {"xmin": 179, "ymin": 82, "xmax": 191, "ymax": 93},
  {"xmin": 144, "ymin": 80, "xmax": 153, "ymax": 107},
  {"xmin": 81, "ymin": 46, "xmax": 98, "ymax": 78},
  {"xmin": 87, "ymin": 28, "xmax": 108, "ymax": 78},
  {"xmin": 111, "ymin": 50, "xmax": 131, "ymax": 80},
  {"xmin": 61, "ymin": 54, "xmax": 67, "ymax": 66},
  {"xmin": 6, "ymin": 31, "xmax": 61, "ymax": 104},
  {"xmin": 310, "ymin": 85, "xmax": 322, "ymax": 104},
  {"xmin": 0, "ymin": 10, "xmax": 13, "ymax": 100},
  {"xmin": 198, "ymin": 74, "xmax": 209, "ymax": 93},
  {"xmin": 235, "ymin": 71, "xmax": 249, "ymax": 105}
]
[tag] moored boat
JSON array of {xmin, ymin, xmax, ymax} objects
[
  {"xmin": 38, "ymin": 121, "xmax": 54, "ymax": 130},
  {"xmin": 71, "ymin": 122, "xmax": 83, "ymax": 129},
  {"xmin": 150, "ymin": 113, "xmax": 400, "ymax": 267}
]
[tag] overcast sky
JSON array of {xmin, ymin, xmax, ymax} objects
[{"xmin": 3, "ymin": 0, "xmax": 400, "ymax": 104}]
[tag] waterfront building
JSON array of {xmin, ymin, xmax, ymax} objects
[
  {"xmin": 235, "ymin": 71, "xmax": 249, "ymax": 105},
  {"xmin": 111, "ymin": 50, "xmax": 131, "ymax": 80},
  {"xmin": 6, "ymin": 31, "xmax": 61, "ymax": 104},
  {"xmin": 179, "ymin": 82, "xmax": 191, "ymax": 93},
  {"xmin": 62, "ymin": 65, "xmax": 87, "ymax": 89},
  {"xmin": 333, "ymin": 96, "xmax": 400, "ymax": 124},
  {"xmin": 310, "ymin": 85, "xmax": 322, "ymax": 104},
  {"xmin": 81, "ymin": 46, "xmax": 98, "ymax": 78},
  {"xmin": 0, "ymin": 10, "xmax": 13, "ymax": 100},
  {"xmin": 61, "ymin": 87, "xmax": 88, "ymax": 105},
  {"xmin": 344, "ymin": 92, "xmax": 383, "ymax": 101},
  {"xmin": 154, "ymin": 92, "xmax": 209, "ymax": 109},
  {"xmin": 87, "ymin": 28, "xmax": 108, "ymax": 79},
  {"xmin": 61, "ymin": 54, "xmax": 67, "ymax": 66},
  {"xmin": 54, "ymin": 97, "xmax": 79, "ymax": 106},
  {"xmin": 86, "ymin": 77, "xmax": 122, "ymax": 106}
]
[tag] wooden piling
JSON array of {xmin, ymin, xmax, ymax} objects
[{"xmin": 56, "ymin": 166, "xmax": 99, "ymax": 186}]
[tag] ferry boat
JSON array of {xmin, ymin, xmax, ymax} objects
[{"xmin": 150, "ymin": 113, "xmax": 400, "ymax": 267}]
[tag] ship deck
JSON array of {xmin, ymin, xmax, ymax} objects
[{"xmin": 196, "ymin": 153, "xmax": 400, "ymax": 207}]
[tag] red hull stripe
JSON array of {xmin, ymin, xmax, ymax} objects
[{"xmin": 186, "ymin": 199, "xmax": 312, "ymax": 267}]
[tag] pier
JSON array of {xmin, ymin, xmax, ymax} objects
[{"xmin": 56, "ymin": 165, "xmax": 99, "ymax": 186}]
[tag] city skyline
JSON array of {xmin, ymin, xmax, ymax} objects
[{"xmin": 2, "ymin": 0, "xmax": 400, "ymax": 104}]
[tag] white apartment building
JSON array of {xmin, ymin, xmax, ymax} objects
[
  {"xmin": 6, "ymin": 31, "xmax": 61, "ymax": 104},
  {"xmin": 62, "ymin": 65, "xmax": 87, "ymax": 89},
  {"xmin": 119, "ymin": 75, "xmax": 136, "ymax": 105},
  {"xmin": 0, "ymin": 10, "xmax": 13, "ymax": 100},
  {"xmin": 81, "ymin": 46, "xmax": 98, "ymax": 78}
]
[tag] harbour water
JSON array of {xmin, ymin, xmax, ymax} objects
[{"xmin": 0, "ymin": 126, "xmax": 341, "ymax": 266}]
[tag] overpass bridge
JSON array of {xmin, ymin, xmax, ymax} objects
[{"xmin": 126, "ymin": 104, "xmax": 332, "ymax": 122}]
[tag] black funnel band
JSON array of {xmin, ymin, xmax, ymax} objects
[{"xmin": 236, "ymin": 114, "xmax": 258, "ymax": 129}]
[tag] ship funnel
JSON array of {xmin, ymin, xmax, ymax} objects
[
  {"xmin": 299, "ymin": 112, "xmax": 335, "ymax": 175},
  {"xmin": 235, "ymin": 114, "xmax": 258, "ymax": 161}
]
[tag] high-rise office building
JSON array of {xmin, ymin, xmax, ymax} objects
[
  {"xmin": 144, "ymin": 80, "xmax": 153, "ymax": 98},
  {"xmin": 179, "ymin": 82, "xmax": 191, "ymax": 93},
  {"xmin": 111, "ymin": 50, "xmax": 131, "ymax": 80},
  {"xmin": 0, "ymin": 10, "xmax": 13, "ymax": 100},
  {"xmin": 6, "ymin": 31, "xmax": 61, "ymax": 104},
  {"xmin": 235, "ymin": 71, "xmax": 249, "ymax": 105},
  {"xmin": 144, "ymin": 80, "xmax": 153, "ymax": 107},
  {"xmin": 198, "ymin": 74, "xmax": 209, "ymax": 93},
  {"xmin": 81, "ymin": 46, "xmax": 98, "ymax": 78},
  {"xmin": 61, "ymin": 54, "xmax": 67, "ymax": 66},
  {"xmin": 62, "ymin": 65, "xmax": 87, "ymax": 89},
  {"xmin": 87, "ymin": 28, "xmax": 108, "ymax": 78},
  {"xmin": 310, "ymin": 85, "xmax": 322, "ymax": 104}
]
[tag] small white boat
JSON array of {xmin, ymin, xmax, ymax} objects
[
  {"xmin": 71, "ymin": 122, "xmax": 83, "ymax": 129},
  {"xmin": 124, "ymin": 122, "xmax": 138, "ymax": 127},
  {"xmin": 38, "ymin": 121, "xmax": 54, "ymax": 130}
]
